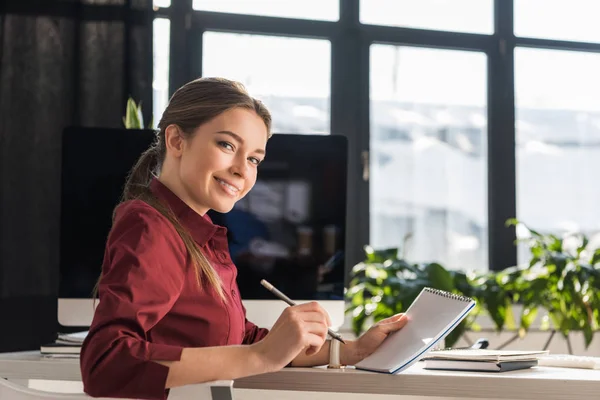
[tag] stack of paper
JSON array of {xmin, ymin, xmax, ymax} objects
[
  {"xmin": 423, "ymin": 349, "xmax": 549, "ymax": 372},
  {"xmin": 40, "ymin": 331, "xmax": 88, "ymax": 358}
]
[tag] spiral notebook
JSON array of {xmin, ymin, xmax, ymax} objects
[{"xmin": 355, "ymin": 287, "xmax": 476, "ymax": 374}]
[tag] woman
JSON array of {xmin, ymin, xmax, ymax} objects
[{"xmin": 80, "ymin": 77, "xmax": 408, "ymax": 400}]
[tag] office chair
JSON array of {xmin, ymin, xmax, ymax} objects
[{"xmin": 0, "ymin": 378, "xmax": 234, "ymax": 400}]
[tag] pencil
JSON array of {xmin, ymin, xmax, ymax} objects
[{"xmin": 260, "ymin": 279, "xmax": 346, "ymax": 344}]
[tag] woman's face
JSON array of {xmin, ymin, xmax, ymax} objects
[{"xmin": 165, "ymin": 107, "xmax": 268, "ymax": 215}]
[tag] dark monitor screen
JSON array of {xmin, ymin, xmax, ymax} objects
[{"xmin": 59, "ymin": 127, "xmax": 347, "ymax": 301}]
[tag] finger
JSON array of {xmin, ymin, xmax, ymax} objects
[
  {"xmin": 315, "ymin": 303, "xmax": 332, "ymax": 327},
  {"xmin": 303, "ymin": 331, "xmax": 328, "ymax": 356},
  {"xmin": 303, "ymin": 321, "xmax": 329, "ymax": 339},
  {"xmin": 378, "ymin": 313, "xmax": 405, "ymax": 324},
  {"xmin": 295, "ymin": 311, "xmax": 330, "ymax": 326},
  {"xmin": 293, "ymin": 302, "xmax": 332, "ymax": 327},
  {"xmin": 378, "ymin": 314, "xmax": 408, "ymax": 334},
  {"xmin": 289, "ymin": 301, "xmax": 331, "ymax": 326}
]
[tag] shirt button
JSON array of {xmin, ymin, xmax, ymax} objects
[{"xmin": 231, "ymin": 289, "xmax": 236, "ymax": 297}]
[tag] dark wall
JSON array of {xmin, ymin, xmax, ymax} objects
[{"xmin": 0, "ymin": 0, "xmax": 153, "ymax": 352}]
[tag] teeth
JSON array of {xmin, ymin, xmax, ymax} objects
[{"xmin": 217, "ymin": 178, "xmax": 239, "ymax": 192}]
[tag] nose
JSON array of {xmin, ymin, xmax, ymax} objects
[{"xmin": 230, "ymin": 154, "xmax": 249, "ymax": 178}]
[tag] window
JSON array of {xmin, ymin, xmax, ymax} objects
[
  {"xmin": 515, "ymin": 48, "xmax": 600, "ymax": 264},
  {"xmin": 193, "ymin": 0, "xmax": 339, "ymax": 21},
  {"xmin": 360, "ymin": 0, "xmax": 494, "ymax": 34},
  {"xmin": 514, "ymin": 0, "xmax": 600, "ymax": 43},
  {"xmin": 369, "ymin": 45, "xmax": 488, "ymax": 271},
  {"xmin": 153, "ymin": 0, "xmax": 170, "ymax": 8},
  {"xmin": 152, "ymin": 18, "xmax": 170, "ymax": 128},
  {"xmin": 202, "ymin": 32, "xmax": 331, "ymax": 134}
]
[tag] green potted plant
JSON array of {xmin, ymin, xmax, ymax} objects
[
  {"xmin": 499, "ymin": 219, "xmax": 600, "ymax": 349},
  {"xmin": 123, "ymin": 96, "xmax": 153, "ymax": 129},
  {"xmin": 345, "ymin": 219, "xmax": 600, "ymax": 350}
]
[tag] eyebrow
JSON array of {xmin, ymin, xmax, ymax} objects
[{"xmin": 216, "ymin": 130, "xmax": 266, "ymax": 155}]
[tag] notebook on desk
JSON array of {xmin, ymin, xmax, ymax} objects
[
  {"xmin": 425, "ymin": 349, "xmax": 548, "ymax": 362},
  {"xmin": 355, "ymin": 287, "xmax": 476, "ymax": 374},
  {"xmin": 39, "ymin": 330, "xmax": 87, "ymax": 358},
  {"xmin": 422, "ymin": 349, "xmax": 548, "ymax": 373},
  {"xmin": 423, "ymin": 358, "xmax": 539, "ymax": 372}
]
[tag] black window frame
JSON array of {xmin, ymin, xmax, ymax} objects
[{"xmin": 26, "ymin": 0, "xmax": 598, "ymax": 278}]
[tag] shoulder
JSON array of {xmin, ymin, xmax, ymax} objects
[
  {"xmin": 109, "ymin": 199, "xmax": 186, "ymax": 256},
  {"xmin": 101, "ymin": 200, "xmax": 188, "ymax": 293}
]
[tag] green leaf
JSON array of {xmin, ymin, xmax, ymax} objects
[
  {"xmin": 504, "ymin": 303, "xmax": 516, "ymax": 331},
  {"xmin": 424, "ymin": 263, "xmax": 454, "ymax": 292},
  {"xmin": 520, "ymin": 307, "xmax": 538, "ymax": 331},
  {"xmin": 444, "ymin": 319, "xmax": 466, "ymax": 348},
  {"xmin": 591, "ymin": 249, "xmax": 600, "ymax": 266},
  {"xmin": 547, "ymin": 234, "xmax": 563, "ymax": 252},
  {"xmin": 577, "ymin": 234, "xmax": 589, "ymax": 256},
  {"xmin": 481, "ymin": 287, "xmax": 507, "ymax": 331},
  {"xmin": 124, "ymin": 97, "xmax": 143, "ymax": 129}
]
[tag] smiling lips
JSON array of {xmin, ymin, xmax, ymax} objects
[{"xmin": 214, "ymin": 177, "xmax": 241, "ymax": 197}]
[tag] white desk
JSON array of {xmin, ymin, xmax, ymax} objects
[{"xmin": 1, "ymin": 351, "xmax": 600, "ymax": 400}]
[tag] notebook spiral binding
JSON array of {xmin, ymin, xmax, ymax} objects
[{"xmin": 424, "ymin": 287, "xmax": 473, "ymax": 303}]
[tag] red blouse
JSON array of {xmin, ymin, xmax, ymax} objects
[{"xmin": 80, "ymin": 178, "xmax": 269, "ymax": 400}]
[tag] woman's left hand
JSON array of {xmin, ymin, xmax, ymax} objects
[{"xmin": 342, "ymin": 313, "xmax": 408, "ymax": 365}]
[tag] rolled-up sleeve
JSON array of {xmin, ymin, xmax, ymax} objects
[{"xmin": 80, "ymin": 203, "xmax": 187, "ymax": 400}]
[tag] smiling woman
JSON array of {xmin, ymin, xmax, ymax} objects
[{"xmin": 79, "ymin": 77, "xmax": 409, "ymax": 400}]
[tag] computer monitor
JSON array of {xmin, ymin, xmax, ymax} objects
[{"xmin": 58, "ymin": 127, "xmax": 347, "ymax": 329}]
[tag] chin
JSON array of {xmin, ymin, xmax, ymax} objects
[{"xmin": 210, "ymin": 201, "xmax": 236, "ymax": 214}]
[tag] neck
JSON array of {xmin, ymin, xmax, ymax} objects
[{"xmin": 157, "ymin": 165, "xmax": 208, "ymax": 216}]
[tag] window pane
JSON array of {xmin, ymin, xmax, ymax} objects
[
  {"xmin": 370, "ymin": 45, "xmax": 488, "ymax": 272},
  {"xmin": 202, "ymin": 32, "xmax": 331, "ymax": 134},
  {"xmin": 193, "ymin": 0, "xmax": 338, "ymax": 21},
  {"xmin": 152, "ymin": 18, "xmax": 170, "ymax": 128},
  {"xmin": 360, "ymin": 0, "xmax": 493, "ymax": 34},
  {"xmin": 515, "ymin": 48, "xmax": 600, "ymax": 264},
  {"xmin": 515, "ymin": 0, "xmax": 600, "ymax": 43}
]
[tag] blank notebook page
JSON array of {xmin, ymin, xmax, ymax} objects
[{"xmin": 355, "ymin": 288, "xmax": 475, "ymax": 374}]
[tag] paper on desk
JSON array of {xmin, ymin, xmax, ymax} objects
[{"xmin": 425, "ymin": 349, "xmax": 549, "ymax": 362}]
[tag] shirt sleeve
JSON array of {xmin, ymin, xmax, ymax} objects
[
  {"xmin": 80, "ymin": 203, "xmax": 187, "ymax": 400},
  {"xmin": 241, "ymin": 302, "xmax": 269, "ymax": 344}
]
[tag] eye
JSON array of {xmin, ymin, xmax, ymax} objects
[
  {"xmin": 218, "ymin": 141, "xmax": 234, "ymax": 151},
  {"xmin": 248, "ymin": 157, "xmax": 262, "ymax": 166}
]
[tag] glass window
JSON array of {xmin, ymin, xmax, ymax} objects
[
  {"xmin": 370, "ymin": 45, "xmax": 488, "ymax": 272},
  {"xmin": 152, "ymin": 18, "xmax": 170, "ymax": 128},
  {"xmin": 515, "ymin": 48, "xmax": 600, "ymax": 264},
  {"xmin": 202, "ymin": 32, "xmax": 331, "ymax": 134},
  {"xmin": 193, "ymin": 0, "xmax": 339, "ymax": 21},
  {"xmin": 514, "ymin": 0, "xmax": 600, "ymax": 43},
  {"xmin": 360, "ymin": 0, "xmax": 493, "ymax": 34},
  {"xmin": 153, "ymin": 0, "xmax": 170, "ymax": 8}
]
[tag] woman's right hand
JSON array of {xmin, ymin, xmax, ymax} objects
[{"xmin": 251, "ymin": 301, "xmax": 331, "ymax": 371}]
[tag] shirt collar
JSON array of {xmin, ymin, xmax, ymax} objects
[{"xmin": 149, "ymin": 177, "xmax": 226, "ymax": 246}]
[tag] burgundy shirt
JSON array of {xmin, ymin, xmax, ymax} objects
[{"xmin": 80, "ymin": 178, "xmax": 269, "ymax": 400}]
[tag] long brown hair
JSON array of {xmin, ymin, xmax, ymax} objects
[{"xmin": 95, "ymin": 77, "xmax": 272, "ymax": 301}]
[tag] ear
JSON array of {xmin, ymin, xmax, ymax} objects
[{"xmin": 165, "ymin": 124, "xmax": 185, "ymax": 158}]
